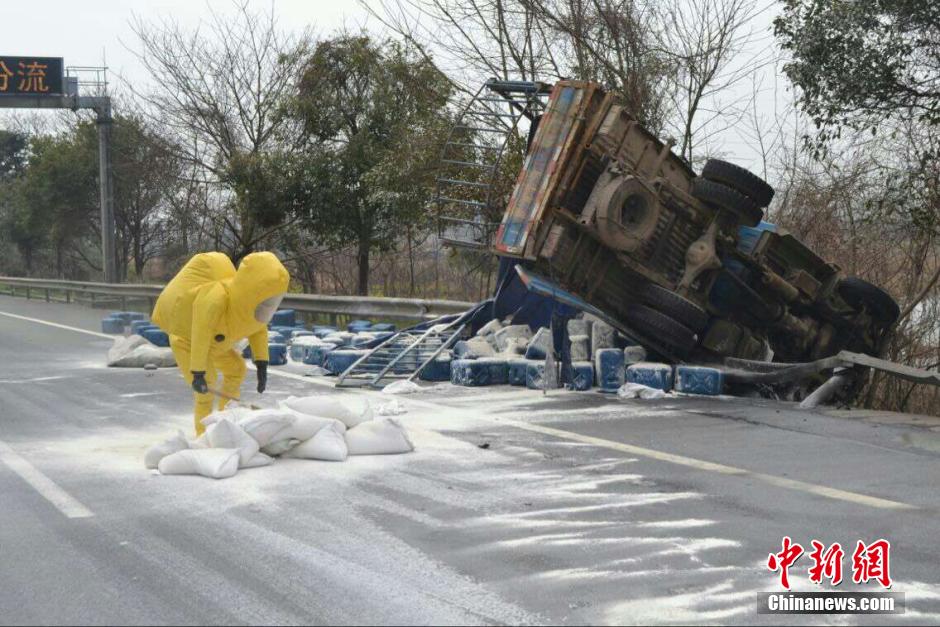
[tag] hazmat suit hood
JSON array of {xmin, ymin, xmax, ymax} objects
[{"xmin": 224, "ymin": 252, "xmax": 290, "ymax": 330}]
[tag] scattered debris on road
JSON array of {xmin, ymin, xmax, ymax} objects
[{"xmin": 107, "ymin": 335, "xmax": 176, "ymax": 368}]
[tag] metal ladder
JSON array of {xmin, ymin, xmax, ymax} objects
[
  {"xmin": 335, "ymin": 317, "xmax": 469, "ymax": 388},
  {"xmin": 435, "ymin": 80, "xmax": 552, "ymax": 250}
]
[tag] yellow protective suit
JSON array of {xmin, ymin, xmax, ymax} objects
[{"xmin": 152, "ymin": 251, "xmax": 290, "ymax": 435}]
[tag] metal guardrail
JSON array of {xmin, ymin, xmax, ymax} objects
[{"xmin": 0, "ymin": 276, "xmax": 475, "ymax": 321}]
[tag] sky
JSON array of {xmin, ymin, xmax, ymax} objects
[
  {"xmin": 2, "ymin": 0, "xmax": 372, "ymax": 88},
  {"xmin": 1, "ymin": 0, "xmax": 791, "ymax": 175}
]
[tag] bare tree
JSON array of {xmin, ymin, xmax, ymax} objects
[
  {"xmin": 126, "ymin": 2, "xmax": 311, "ymax": 259},
  {"xmin": 366, "ymin": 0, "xmax": 770, "ymax": 152},
  {"xmin": 364, "ymin": 0, "xmax": 670, "ymax": 129},
  {"xmin": 655, "ymin": 0, "xmax": 766, "ymax": 164},
  {"xmin": 769, "ymin": 120, "xmax": 940, "ymax": 414}
]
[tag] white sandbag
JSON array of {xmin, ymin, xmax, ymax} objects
[
  {"xmin": 158, "ymin": 448, "xmax": 240, "ymax": 479},
  {"xmin": 262, "ymin": 408, "xmax": 346, "ymax": 457},
  {"xmin": 131, "ymin": 344, "xmax": 177, "ymax": 368},
  {"xmin": 144, "ymin": 431, "xmax": 188, "ymax": 469},
  {"xmin": 236, "ymin": 409, "xmax": 296, "ymax": 447},
  {"xmin": 282, "ymin": 395, "xmax": 372, "ymax": 429},
  {"xmin": 261, "ymin": 439, "xmax": 300, "ymax": 457},
  {"xmin": 188, "ymin": 432, "xmax": 210, "ymax": 449},
  {"xmin": 306, "ymin": 366, "xmax": 330, "ymax": 376},
  {"xmin": 345, "ymin": 418, "xmax": 414, "ymax": 455},
  {"xmin": 284, "ymin": 422, "xmax": 348, "ymax": 461},
  {"xmin": 201, "ymin": 406, "xmax": 255, "ymax": 428},
  {"xmin": 242, "ymin": 453, "xmax": 274, "ymax": 468},
  {"xmin": 111, "ymin": 334, "xmax": 148, "ymax": 357},
  {"xmin": 617, "ymin": 382, "xmax": 667, "ymax": 400},
  {"xmin": 272, "ymin": 412, "xmax": 346, "ymax": 442},
  {"xmin": 206, "ymin": 418, "xmax": 261, "ymax": 467},
  {"xmin": 108, "ymin": 335, "xmax": 177, "ymax": 368},
  {"xmin": 382, "ymin": 380, "xmax": 420, "ymax": 395}
]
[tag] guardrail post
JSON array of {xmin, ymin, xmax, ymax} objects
[
  {"xmin": 90, "ymin": 292, "xmax": 95, "ymax": 305},
  {"xmin": 45, "ymin": 288, "xmax": 50, "ymax": 303},
  {"xmin": 25, "ymin": 286, "xmax": 30, "ymax": 300},
  {"xmin": 121, "ymin": 295, "xmax": 127, "ymax": 311},
  {"xmin": 66, "ymin": 289, "xmax": 71, "ymax": 304}
]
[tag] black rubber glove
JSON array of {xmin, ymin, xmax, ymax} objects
[
  {"xmin": 191, "ymin": 371, "xmax": 208, "ymax": 394},
  {"xmin": 255, "ymin": 360, "xmax": 268, "ymax": 393}
]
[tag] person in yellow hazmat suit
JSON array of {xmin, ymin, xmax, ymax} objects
[{"xmin": 152, "ymin": 251, "xmax": 290, "ymax": 435}]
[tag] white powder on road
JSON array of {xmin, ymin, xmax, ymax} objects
[
  {"xmin": 0, "ymin": 375, "xmax": 71, "ymax": 383},
  {"xmin": 20, "ymin": 361, "xmax": 937, "ymax": 624}
]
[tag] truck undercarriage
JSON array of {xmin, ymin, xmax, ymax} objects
[{"xmin": 434, "ymin": 79, "xmax": 901, "ymax": 400}]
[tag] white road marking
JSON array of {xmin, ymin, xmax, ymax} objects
[
  {"xmin": 0, "ymin": 311, "xmax": 114, "ymax": 339},
  {"xmin": 6, "ymin": 309, "xmax": 919, "ymax": 511},
  {"xmin": 0, "ymin": 439, "xmax": 94, "ymax": 519},
  {"xmin": 493, "ymin": 419, "xmax": 917, "ymax": 511}
]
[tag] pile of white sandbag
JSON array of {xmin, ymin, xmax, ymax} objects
[
  {"xmin": 108, "ymin": 335, "xmax": 176, "ymax": 368},
  {"xmin": 144, "ymin": 394, "xmax": 414, "ymax": 479}
]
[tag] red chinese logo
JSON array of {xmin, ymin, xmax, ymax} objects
[
  {"xmin": 852, "ymin": 539, "xmax": 892, "ymax": 588},
  {"xmin": 767, "ymin": 536, "xmax": 804, "ymax": 590},
  {"xmin": 768, "ymin": 538, "xmax": 892, "ymax": 589},
  {"xmin": 808, "ymin": 540, "xmax": 844, "ymax": 586}
]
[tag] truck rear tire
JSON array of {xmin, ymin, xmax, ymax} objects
[
  {"xmin": 837, "ymin": 277, "xmax": 900, "ymax": 326},
  {"xmin": 634, "ymin": 283, "xmax": 709, "ymax": 332},
  {"xmin": 701, "ymin": 159, "xmax": 775, "ymax": 208},
  {"xmin": 691, "ymin": 178, "xmax": 763, "ymax": 227},
  {"xmin": 624, "ymin": 304, "xmax": 698, "ymax": 355}
]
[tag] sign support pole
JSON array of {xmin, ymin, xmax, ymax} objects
[{"xmin": 95, "ymin": 101, "xmax": 117, "ymax": 283}]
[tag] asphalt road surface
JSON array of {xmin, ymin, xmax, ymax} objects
[{"xmin": 1, "ymin": 293, "xmax": 938, "ymax": 625}]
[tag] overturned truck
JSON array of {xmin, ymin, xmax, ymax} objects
[{"xmin": 481, "ymin": 80, "xmax": 899, "ymax": 372}]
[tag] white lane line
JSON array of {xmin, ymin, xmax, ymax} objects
[
  {"xmin": 0, "ymin": 376, "xmax": 71, "ymax": 383},
  {"xmin": 10, "ymin": 311, "xmax": 917, "ymax": 511},
  {"xmin": 492, "ymin": 419, "xmax": 917, "ymax": 511},
  {"xmin": 0, "ymin": 311, "xmax": 113, "ymax": 339},
  {"xmin": 0, "ymin": 439, "xmax": 94, "ymax": 519}
]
